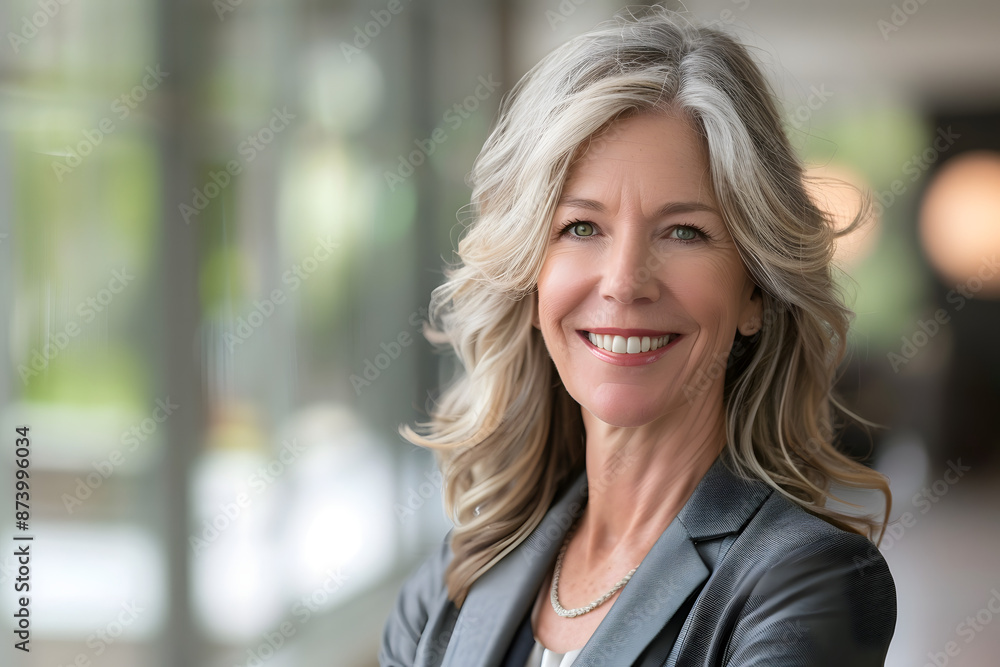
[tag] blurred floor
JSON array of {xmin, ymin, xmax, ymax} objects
[{"xmin": 883, "ymin": 464, "xmax": 1000, "ymax": 667}]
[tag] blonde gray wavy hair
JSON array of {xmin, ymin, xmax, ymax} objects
[{"xmin": 400, "ymin": 6, "xmax": 891, "ymax": 608}]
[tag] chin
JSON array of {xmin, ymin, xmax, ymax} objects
[{"xmin": 578, "ymin": 390, "xmax": 669, "ymax": 429}]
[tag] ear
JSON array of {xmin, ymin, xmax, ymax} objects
[
  {"xmin": 737, "ymin": 284, "xmax": 763, "ymax": 337},
  {"xmin": 531, "ymin": 290, "xmax": 541, "ymax": 330}
]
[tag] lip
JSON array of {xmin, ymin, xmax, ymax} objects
[{"xmin": 576, "ymin": 330, "xmax": 682, "ymax": 366}]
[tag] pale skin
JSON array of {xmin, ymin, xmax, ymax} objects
[{"xmin": 529, "ymin": 111, "xmax": 763, "ymax": 652}]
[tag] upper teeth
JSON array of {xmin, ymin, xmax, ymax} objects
[{"xmin": 586, "ymin": 332, "xmax": 673, "ymax": 354}]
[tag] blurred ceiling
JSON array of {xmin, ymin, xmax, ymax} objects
[
  {"xmin": 510, "ymin": 0, "xmax": 1000, "ymax": 112},
  {"xmin": 717, "ymin": 0, "xmax": 1000, "ymax": 111}
]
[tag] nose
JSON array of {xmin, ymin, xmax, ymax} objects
[{"xmin": 599, "ymin": 231, "xmax": 661, "ymax": 304}]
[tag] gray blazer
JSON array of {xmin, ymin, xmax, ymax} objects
[{"xmin": 379, "ymin": 454, "xmax": 896, "ymax": 666}]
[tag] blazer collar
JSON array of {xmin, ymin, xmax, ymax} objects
[{"xmin": 441, "ymin": 452, "xmax": 772, "ymax": 667}]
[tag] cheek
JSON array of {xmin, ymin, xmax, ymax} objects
[
  {"xmin": 698, "ymin": 250, "xmax": 747, "ymax": 286},
  {"xmin": 536, "ymin": 284, "xmax": 580, "ymax": 334},
  {"xmin": 666, "ymin": 253, "xmax": 750, "ymax": 320},
  {"xmin": 536, "ymin": 251, "xmax": 592, "ymax": 328}
]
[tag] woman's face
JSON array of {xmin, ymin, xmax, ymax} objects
[{"xmin": 533, "ymin": 111, "xmax": 761, "ymax": 428}]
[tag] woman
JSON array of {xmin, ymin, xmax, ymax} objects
[{"xmin": 380, "ymin": 7, "xmax": 895, "ymax": 667}]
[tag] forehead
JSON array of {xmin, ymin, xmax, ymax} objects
[{"xmin": 562, "ymin": 111, "xmax": 714, "ymax": 200}]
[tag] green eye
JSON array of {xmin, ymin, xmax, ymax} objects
[
  {"xmin": 672, "ymin": 226, "xmax": 698, "ymax": 241},
  {"xmin": 569, "ymin": 221, "xmax": 594, "ymax": 237}
]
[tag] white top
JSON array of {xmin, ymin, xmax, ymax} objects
[{"xmin": 524, "ymin": 639, "xmax": 584, "ymax": 667}]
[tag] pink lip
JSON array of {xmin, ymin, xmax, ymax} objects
[{"xmin": 577, "ymin": 330, "xmax": 682, "ymax": 366}]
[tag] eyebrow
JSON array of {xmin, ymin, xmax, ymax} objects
[{"xmin": 557, "ymin": 196, "xmax": 720, "ymax": 218}]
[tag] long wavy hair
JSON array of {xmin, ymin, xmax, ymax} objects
[{"xmin": 400, "ymin": 6, "xmax": 891, "ymax": 608}]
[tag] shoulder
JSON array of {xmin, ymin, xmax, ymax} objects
[
  {"xmin": 740, "ymin": 489, "xmax": 893, "ymax": 584},
  {"xmin": 714, "ymin": 492, "xmax": 896, "ymax": 665},
  {"xmin": 379, "ymin": 531, "xmax": 455, "ymax": 667}
]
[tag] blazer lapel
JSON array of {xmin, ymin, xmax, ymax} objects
[
  {"xmin": 441, "ymin": 454, "xmax": 772, "ymax": 667},
  {"xmin": 441, "ymin": 470, "xmax": 590, "ymax": 667},
  {"xmin": 573, "ymin": 454, "xmax": 772, "ymax": 667},
  {"xmin": 571, "ymin": 516, "xmax": 708, "ymax": 666}
]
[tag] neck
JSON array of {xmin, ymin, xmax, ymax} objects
[{"xmin": 575, "ymin": 403, "xmax": 726, "ymax": 568}]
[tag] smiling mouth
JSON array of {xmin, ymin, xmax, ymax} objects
[{"xmin": 581, "ymin": 331, "xmax": 678, "ymax": 354}]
